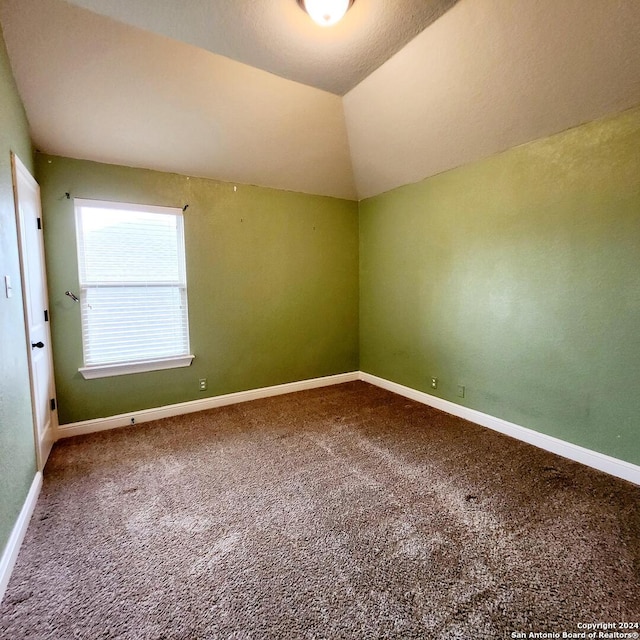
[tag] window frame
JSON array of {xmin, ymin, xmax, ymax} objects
[{"xmin": 74, "ymin": 198, "xmax": 194, "ymax": 380}]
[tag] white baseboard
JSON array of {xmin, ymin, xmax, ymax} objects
[
  {"xmin": 359, "ymin": 372, "xmax": 640, "ymax": 486},
  {"xmin": 56, "ymin": 371, "xmax": 360, "ymax": 439},
  {"xmin": 54, "ymin": 369, "xmax": 638, "ymax": 486},
  {"xmin": 0, "ymin": 472, "xmax": 42, "ymax": 604}
]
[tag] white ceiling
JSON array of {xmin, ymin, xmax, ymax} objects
[
  {"xmin": 59, "ymin": 0, "xmax": 459, "ymax": 96},
  {"xmin": 1, "ymin": 0, "xmax": 639, "ymax": 201},
  {"xmin": 344, "ymin": 0, "xmax": 640, "ymax": 199},
  {"xmin": 0, "ymin": 0, "xmax": 358, "ymax": 199}
]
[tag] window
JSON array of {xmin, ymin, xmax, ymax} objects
[{"xmin": 74, "ymin": 199, "xmax": 193, "ymax": 379}]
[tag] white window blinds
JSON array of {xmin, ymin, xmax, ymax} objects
[{"xmin": 74, "ymin": 199, "xmax": 193, "ymax": 378}]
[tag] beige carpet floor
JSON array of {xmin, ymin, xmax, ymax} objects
[{"xmin": 1, "ymin": 381, "xmax": 638, "ymax": 639}]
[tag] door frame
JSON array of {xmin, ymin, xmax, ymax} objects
[{"xmin": 11, "ymin": 152, "xmax": 58, "ymax": 470}]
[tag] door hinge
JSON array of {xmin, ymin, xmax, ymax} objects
[
  {"xmin": 44, "ymin": 309, "xmax": 49, "ymax": 322},
  {"xmin": 50, "ymin": 398, "xmax": 56, "ymax": 411},
  {"xmin": 37, "ymin": 217, "xmax": 42, "ymax": 230}
]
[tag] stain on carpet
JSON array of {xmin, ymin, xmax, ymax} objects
[{"xmin": 1, "ymin": 381, "xmax": 638, "ymax": 639}]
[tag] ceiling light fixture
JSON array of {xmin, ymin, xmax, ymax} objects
[{"xmin": 297, "ymin": 0, "xmax": 355, "ymax": 27}]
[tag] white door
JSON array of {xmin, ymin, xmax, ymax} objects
[{"xmin": 12, "ymin": 153, "xmax": 57, "ymax": 470}]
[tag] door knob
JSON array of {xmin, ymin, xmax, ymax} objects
[{"xmin": 31, "ymin": 341, "xmax": 44, "ymax": 349}]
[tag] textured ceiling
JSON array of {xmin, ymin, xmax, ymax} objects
[
  {"xmin": 60, "ymin": 0, "xmax": 459, "ymax": 96},
  {"xmin": 344, "ymin": 0, "xmax": 640, "ymax": 199},
  {"xmin": 0, "ymin": 0, "xmax": 357, "ymax": 199},
  {"xmin": 1, "ymin": 0, "xmax": 639, "ymax": 201}
]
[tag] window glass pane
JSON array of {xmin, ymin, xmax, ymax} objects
[
  {"xmin": 78, "ymin": 207, "xmax": 183, "ymax": 284},
  {"xmin": 74, "ymin": 200, "xmax": 190, "ymax": 370},
  {"xmin": 82, "ymin": 286, "xmax": 189, "ymax": 365}
]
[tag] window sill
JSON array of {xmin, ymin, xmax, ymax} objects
[{"xmin": 79, "ymin": 355, "xmax": 195, "ymax": 380}]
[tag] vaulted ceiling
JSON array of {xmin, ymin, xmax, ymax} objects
[
  {"xmin": 1, "ymin": 0, "xmax": 640, "ymax": 201},
  {"xmin": 55, "ymin": 0, "xmax": 460, "ymax": 96}
]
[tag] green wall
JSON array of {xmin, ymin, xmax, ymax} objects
[
  {"xmin": 36, "ymin": 155, "xmax": 359, "ymax": 424},
  {"xmin": 0, "ymin": 36, "xmax": 638, "ymax": 567},
  {"xmin": 0, "ymin": 28, "xmax": 36, "ymax": 554},
  {"xmin": 360, "ymin": 106, "xmax": 640, "ymax": 466},
  {"xmin": 35, "ymin": 108, "xmax": 640, "ymax": 466}
]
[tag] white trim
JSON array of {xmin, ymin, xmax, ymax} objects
[
  {"xmin": 56, "ymin": 371, "xmax": 360, "ymax": 439},
  {"xmin": 11, "ymin": 153, "xmax": 59, "ymax": 473},
  {"xmin": 359, "ymin": 372, "xmax": 640, "ymax": 486},
  {"xmin": 56, "ymin": 369, "xmax": 639, "ymax": 485},
  {"xmin": 0, "ymin": 472, "xmax": 42, "ymax": 604},
  {"xmin": 38, "ymin": 420, "xmax": 55, "ymax": 469},
  {"xmin": 74, "ymin": 198, "xmax": 191, "ymax": 377},
  {"xmin": 79, "ymin": 355, "xmax": 195, "ymax": 379}
]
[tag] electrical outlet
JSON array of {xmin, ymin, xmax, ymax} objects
[
  {"xmin": 199, "ymin": 378, "xmax": 207, "ymax": 391},
  {"xmin": 457, "ymin": 385, "xmax": 465, "ymax": 398},
  {"xmin": 430, "ymin": 377, "xmax": 438, "ymax": 390}
]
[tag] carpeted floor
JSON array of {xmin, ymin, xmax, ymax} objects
[{"xmin": 1, "ymin": 381, "xmax": 639, "ymax": 639}]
